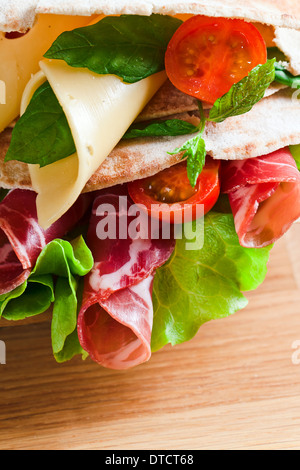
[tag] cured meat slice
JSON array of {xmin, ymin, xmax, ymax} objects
[
  {"xmin": 83, "ymin": 192, "xmax": 175, "ymax": 301},
  {"xmin": 222, "ymin": 148, "xmax": 300, "ymax": 248},
  {"xmin": 0, "ymin": 189, "xmax": 92, "ymax": 294},
  {"xmin": 79, "ymin": 275, "xmax": 154, "ymax": 370},
  {"xmin": 78, "ymin": 190, "xmax": 175, "ymax": 370}
]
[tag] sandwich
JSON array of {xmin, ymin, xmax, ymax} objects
[{"xmin": 0, "ymin": 0, "xmax": 300, "ymax": 370}]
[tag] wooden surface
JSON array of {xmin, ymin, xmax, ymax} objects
[{"xmin": 0, "ymin": 225, "xmax": 300, "ymax": 450}]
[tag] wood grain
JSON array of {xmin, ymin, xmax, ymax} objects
[{"xmin": 0, "ymin": 224, "xmax": 300, "ymax": 450}]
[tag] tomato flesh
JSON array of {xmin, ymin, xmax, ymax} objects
[
  {"xmin": 165, "ymin": 16, "xmax": 267, "ymax": 104},
  {"xmin": 128, "ymin": 158, "xmax": 220, "ymax": 223},
  {"xmin": 144, "ymin": 163, "xmax": 198, "ymax": 204}
]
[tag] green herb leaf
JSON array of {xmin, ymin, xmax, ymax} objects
[
  {"xmin": 0, "ymin": 189, "xmax": 9, "ymax": 203},
  {"xmin": 274, "ymin": 63, "xmax": 300, "ymax": 89},
  {"xmin": 169, "ymin": 133, "xmax": 206, "ymax": 188},
  {"xmin": 5, "ymin": 81, "xmax": 76, "ymax": 167},
  {"xmin": 168, "ymin": 102, "xmax": 206, "ymax": 187},
  {"xmin": 151, "ymin": 211, "xmax": 272, "ymax": 352},
  {"xmin": 290, "ymin": 145, "xmax": 300, "ymax": 171},
  {"xmin": 267, "ymin": 47, "xmax": 288, "ymax": 63},
  {"xmin": 208, "ymin": 59, "xmax": 276, "ymax": 123},
  {"xmin": 123, "ymin": 119, "xmax": 199, "ymax": 139},
  {"xmin": 44, "ymin": 15, "xmax": 182, "ymax": 83},
  {"xmin": 267, "ymin": 47, "xmax": 300, "ymax": 89}
]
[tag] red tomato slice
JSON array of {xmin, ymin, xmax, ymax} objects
[
  {"xmin": 165, "ymin": 16, "xmax": 267, "ymax": 104},
  {"xmin": 128, "ymin": 158, "xmax": 220, "ymax": 224}
]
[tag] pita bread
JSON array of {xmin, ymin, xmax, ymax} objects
[
  {"xmin": 137, "ymin": 80, "xmax": 286, "ymax": 121},
  {"xmin": 274, "ymin": 27, "xmax": 300, "ymax": 75},
  {"xmin": 1, "ymin": 88, "xmax": 299, "ymax": 192},
  {"xmin": 1, "ymin": 0, "xmax": 300, "ymax": 33}
]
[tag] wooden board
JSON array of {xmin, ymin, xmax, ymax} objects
[{"xmin": 0, "ymin": 224, "xmax": 300, "ymax": 450}]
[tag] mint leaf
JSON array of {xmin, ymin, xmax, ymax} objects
[
  {"xmin": 208, "ymin": 60, "xmax": 276, "ymax": 123},
  {"xmin": 169, "ymin": 133, "xmax": 206, "ymax": 188},
  {"xmin": 168, "ymin": 102, "xmax": 206, "ymax": 187},
  {"xmin": 290, "ymin": 145, "xmax": 300, "ymax": 170},
  {"xmin": 44, "ymin": 15, "xmax": 182, "ymax": 83},
  {"xmin": 5, "ymin": 81, "xmax": 76, "ymax": 167},
  {"xmin": 123, "ymin": 119, "xmax": 199, "ymax": 139},
  {"xmin": 151, "ymin": 211, "xmax": 272, "ymax": 352}
]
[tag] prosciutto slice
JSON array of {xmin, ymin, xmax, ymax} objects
[
  {"xmin": 222, "ymin": 148, "xmax": 300, "ymax": 248},
  {"xmin": 0, "ymin": 189, "xmax": 92, "ymax": 295},
  {"xmin": 78, "ymin": 190, "xmax": 175, "ymax": 370}
]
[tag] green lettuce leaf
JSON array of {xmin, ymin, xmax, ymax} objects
[
  {"xmin": 0, "ymin": 275, "xmax": 54, "ymax": 321},
  {"xmin": 44, "ymin": 15, "xmax": 182, "ymax": 83},
  {"xmin": 5, "ymin": 81, "xmax": 76, "ymax": 167},
  {"xmin": 0, "ymin": 236, "xmax": 94, "ymax": 362},
  {"xmin": 151, "ymin": 211, "xmax": 272, "ymax": 352},
  {"xmin": 290, "ymin": 145, "xmax": 300, "ymax": 170}
]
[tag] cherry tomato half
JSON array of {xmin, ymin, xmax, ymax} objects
[
  {"xmin": 165, "ymin": 16, "xmax": 267, "ymax": 104},
  {"xmin": 128, "ymin": 158, "xmax": 220, "ymax": 224}
]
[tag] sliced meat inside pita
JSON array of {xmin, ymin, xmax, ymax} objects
[
  {"xmin": 77, "ymin": 189, "xmax": 175, "ymax": 370},
  {"xmin": 222, "ymin": 148, "xmax": 300, "ymax": 248}
]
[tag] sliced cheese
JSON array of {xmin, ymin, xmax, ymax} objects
[
  {"xmin": 20, "ymin": 70, "xmax": 47, "ymax": 115},
  {"xmin": 26, "ymin": 59, "xmax": 166, "ymax": 228},
  {"xmin": 0, "ymin": 14, "xmax": 92, "ymax": 133}
]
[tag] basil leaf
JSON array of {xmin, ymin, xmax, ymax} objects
[
  {"xmin": 274, "ymin": 63, "xmax": 300, "ymax": 89},
  {"xmin": 44, "ymin": 15, "xmax": 182, "ymax": 83},
  {"xmin": 208, "ymin": 60, "xmax": 276, "ymax": 123},
  {"xmin": 151, "ymin": 212, "xmax": 272, "ymax": 352},
  {"xmin": 5, "ymin": 81, "xmax": 76, "ymax": 167},
  {"xmin": 123, "ymin": 119, "xmax": 199, "ymax": 139}
]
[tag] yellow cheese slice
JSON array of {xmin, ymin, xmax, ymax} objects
[
  {"xmin": 0, "ymin": 14, "xmax": 92, "ymax": 133},
  {"xmin": 25, "ymin": 59, "xmax": 166, "ymax": 228}
]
